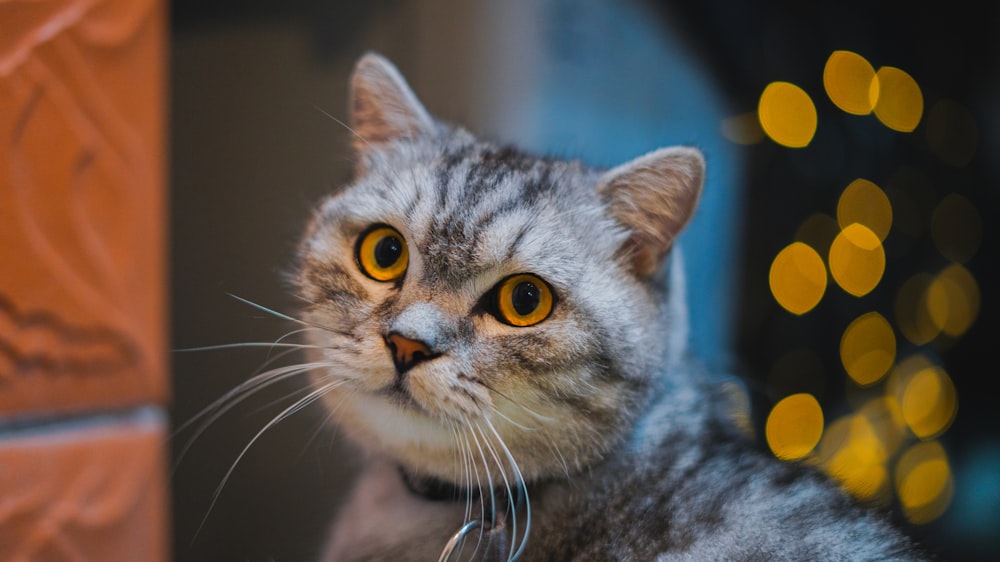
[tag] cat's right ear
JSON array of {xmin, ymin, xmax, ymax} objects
[
  {"xmin": 598, "ymin": 146, "xmax": 705, "ymax": 279},
  {"xmin": 348, "ymin": 52, "xmax": 436, "ymax": 162}
]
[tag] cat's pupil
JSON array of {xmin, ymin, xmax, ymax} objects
[
  {"xmin": 374, "ymin": 236, "xmax": 402, "ymax": 268},
  {"xmin": 511, "ymin": 281, "xmax": 540, "ymax": 316}
]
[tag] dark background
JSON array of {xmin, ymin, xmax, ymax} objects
[{"xmin": 169, "ymin": 1, "xmax": 998, "ymax": 560}]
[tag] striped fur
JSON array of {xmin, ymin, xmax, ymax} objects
[{"xmin": 296, "ymin": 53, "xmax": 929, "ymax": 561}]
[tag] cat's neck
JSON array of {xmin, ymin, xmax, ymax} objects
[{"xmin": 397, "ymin": 466, "xmax": 515, "ymax": 505}]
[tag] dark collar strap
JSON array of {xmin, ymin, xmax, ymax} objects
[
  {"xmin": 397, "ymin": 466, "xmax": 525, "ymax": 515},
  {"xmin": 398, "ymin": 466, "xmax": 478, "ymax": 503},
  {"xmin": 400, "ymin": 466, "xmax": 528, "ymax": 561}
]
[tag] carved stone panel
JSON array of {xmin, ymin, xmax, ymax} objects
[{"xmin": 0, "ymin": 0, "xmax": 166, "ymax": 417}]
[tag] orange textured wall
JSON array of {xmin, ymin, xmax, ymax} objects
[{"xmin": 0, "ymin": 0, "xmax": 169, "ymax": 559}]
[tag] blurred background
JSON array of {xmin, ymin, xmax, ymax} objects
[{"xmin": 169, "ymin": 1, "xmax": 997, "ymax": 560}]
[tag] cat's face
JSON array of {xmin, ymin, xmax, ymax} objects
[{"xmin": 294, "ymin": 53, "xmax": 703, "ymax": 486}]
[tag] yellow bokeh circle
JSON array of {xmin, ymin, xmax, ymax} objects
[
  {"xmin": 887, "ymin": 355, "xmax": 958, "ymax": 440},
  {"xmin": 769, "ymin": 242, "xmax": 827, "ymax": 315},
  {"xmin": 818, "ymin": 414, "xmax": 890, "ymax": 503},
  {"xmin": 858, "ymin": 397, "xmax": 908, "ymax": 459},
  {"xmin": 927, "ymin": 264, "xmax": 979, "ymax": 337},
  {"xmin": 837, "ymin": 179, "xmax": 892, "ymax": 242},
  {"xmin": 901, "ymin": 366, "xmax": 958, "ymax": 439},
  {"xmin": 894, "ymin": 273, "xmax": 940, "ymax": 345},
  {"xmin": 824, "ymin": 50, "xmax": 878, "ymax": 115},
  {"xmin": 766, "ymin": 393, "xmax": 824, "ymax": 461},
  {"xmin": 840, "ymin": 312, "xmax": 896, "ymax": 386},
  {"xmin": 873, "ymin": 66, "xmax": 923, "ymax": 132},
  {"xmin": 829, "ymin": 223, "xmax": 885, "ymax": 297},
  {"xmin": 758, "ymin": 81, "xmax": 817, "ymax": 148},
  {"xmin": 895, "ymin": 441, "xmax": 953, "ymax": 524}
]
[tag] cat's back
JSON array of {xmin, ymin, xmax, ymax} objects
[{"xmin": 525, "ymin": 375, "xmax": 929, "ymax": 561}]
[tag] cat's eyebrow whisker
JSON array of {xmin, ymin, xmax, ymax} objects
[
  {"xmin": 193, "ymin": 377, "xmax": 348, "ymax": 541},
  {"xmin": 311, "ymin": 105, "xmax": 420, "ymax": 214},
  {"xmin": 312, "ymin": 104, "xmax": 374, "ymax": 152}
]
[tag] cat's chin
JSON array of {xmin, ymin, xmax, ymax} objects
[
  {"xmin": 376, "ymin": 380, "xmax": 424, "ymax": 411},
  {"xmin": 325, "ymin": 385, "xmax": 472, "ymax": 480},
  {"xmin": 324, "ymin": 383, "xmax": 564, "ymax": 487}
]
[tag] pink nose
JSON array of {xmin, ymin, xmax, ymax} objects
[{"xmin": 385, "ymin": 332, "xmax": 432, "ymax": 373}]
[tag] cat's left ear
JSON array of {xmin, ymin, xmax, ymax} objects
[
  {"xmin": 348, "ymin": 52, "xmax": 436, "ymax": 158},
  {"xmin": 598, "ymin": 146, "xmax": 705, "ymax": 279}
]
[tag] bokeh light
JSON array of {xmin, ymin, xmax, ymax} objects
[
  {"xmin": 829, "ymin": 223, "xmax": 885, "ymax": 297},
  {"xmin": 895, "ymin": 273, "xmax": 941, "ymax": 345},
  {"xmin": 755, "ymin": 50, "xmax": 978, "ymax": 538},
  {"xmin": 758, "ymin": 81, "xmax": 817, "ymax": 148},
  {"xmin": 927, "ymin": 264, "xmax": 980, "ymax": 338},
  {"xmin": 818, "ymin": 414, "xmax": 891, "ymax": 503},
  {"xmin": 766, "ymin": 393, "xmax": 824, "ymax": 460},
  {"xmin": 837, "ymin": 179, "xmax": 892, "ymax": 241},
  {"xmin": 888, "ymin": 355, "xmax": 958, "ymax": 440},
  {"xmin": 872, "ymin": 66, "xmax": 923, "ymax": 132},
  {"xmin": 841, "ymin": 312, "xmax": 896, "ymax": 386},
  {"xmin": 769, "ymin": 242, "xmax": 827, "ymax": 315},
  {"xmin": 858, "ymin": 396, "xmax": 908, "ymax": 459},
  {"xmin": 895, "ymin": 441, "xmax": 954, "ymax": 524},
  {"xmin": 721, "ymin": 112, "xmax": 765, "ymax": 144},
  {"xmin": 931, "ymin": 193, "xmax": 982, "ymax": 263},
  {"xmin": 794, "ymin": 213, "xmax": 839, "ymax": 258},
  {"xmin": 823, "ymin": 50, "xmax": 877, "ymax": 115}
]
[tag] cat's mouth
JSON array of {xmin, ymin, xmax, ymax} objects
[{"xmin": 378, "ymin": 379, "xmax": 421, "ymax": 410}]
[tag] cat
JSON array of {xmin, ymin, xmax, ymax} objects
[{"xmin": 290, "ymin": 52, "xmax": 930, "ymax": 561}]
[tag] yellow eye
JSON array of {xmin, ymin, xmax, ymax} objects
[
  {"xmin": 357, "ymin": 225, "xmax": 408, "ymax": 282},
  {"xmin": 495, "ymin": 274, "xmax": 554, "ymax": 327}
]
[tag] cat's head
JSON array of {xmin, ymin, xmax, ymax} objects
[{"xmin": 295, "ymin": 52, "xmax": 703, "ymax": 486}]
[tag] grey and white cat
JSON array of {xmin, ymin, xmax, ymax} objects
[{"xmin": 291, "ymin": 52, "xmax": 929, "ymax": 561}]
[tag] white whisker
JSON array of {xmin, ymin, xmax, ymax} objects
[
  {"xmin": 226, "ymin": 293, "xmax": 352, "ymax": 336},
  {"xmin": 475, "ymin": 424, "xmax": 516, "ymax": 560},
  {"xmin": 469, "ymin": 426, "xmax": 494, "ymax": 551},
  {"xmin": 489, "ymin": 405, "xmax": 540, "ymax": 432},
  {"xmin": 173, "ymin": 342, "xmax": 323, "ymax": 353},
  {"xmin": 487, "ymin": 386, "xmax": 557, "ymax": 424},
  {"xmin": 484, "ymin": 419, "xmax": 531, "ymax": 561},
  {"xmin": 172, "ymin": 361, "xmax": 341, "ymax": 471},
  {"xmin": 193, "ymin": 378, "xmax": 348, "ymax": 541}
]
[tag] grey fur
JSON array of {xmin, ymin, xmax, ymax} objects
[{"xmin": 294, "ymin": 53, "xmax": 929, "ymax": 561}]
